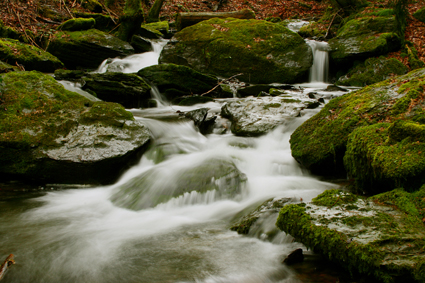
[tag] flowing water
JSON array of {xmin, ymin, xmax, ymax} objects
[{"xmin": 0, "ymin": 37, "xmax": 349, "ymax": 283}]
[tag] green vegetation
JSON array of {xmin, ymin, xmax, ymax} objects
[{"xmin": 57, "ymin": 18, "xmax": 95, "ymax": 31}]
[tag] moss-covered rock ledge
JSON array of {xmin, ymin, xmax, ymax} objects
[
  {"xmin": 290, "ymin": 67, "xmax": 425, "ymax": 191},
  {"xmin": 0, "ymin": 71, "xmax": 151, "ymax": 184},
  {"xmin": 276, "ymin": 189, "xmax": 425, "ymax": 283}
]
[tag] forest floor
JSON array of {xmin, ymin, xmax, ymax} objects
[{"xmin": 1, "ymin": 0, "xmax": 424, "ymax": 67}]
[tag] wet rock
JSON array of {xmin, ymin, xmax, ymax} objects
[
  {"xmin": 185, "ymin": 108, "xmax": 217, "ymax": 135},
  {"xmin": 283, "ymin": 249, "xmax": 304, "ymax": 265},
  {"xmin": 221, "ymin": 96, "xmax": 308, "ymax": 136},
  {"xmin": 238, "ymin": 84, "xmax": 272, "ymax": 97},
  {"xmin": 0, "ymin": 71, "xmax": 151, "ymax": 185},
  {"xmin": 290, "ymin": 68, "xmax": 425, "ymax": 191},
  {"xmin": 160, "ymin": 18, "xmax": 313, "ymax": 84},
  {"xmin": 177, "ymin": 95, "xmax": 214, "ymax": 106},
  {"xmin": 230, "ymin": 198, "xmax": 293, "ymax": 234},
  {"xmin": 323, "ymin": 85, "xmax": 347, "ymax": 92},
  {"xmin": 141, "ymin": 21, "xmax": 170, "ymax": 37},
  {"xmin": 82, "ymin": 72, "xmax": 152, "ymax": 108},
  {"xmin": 0, "ymin": 39, "xmax": 64, "ymax": 72},
  {"xmin": 47, "ymin": 29, "xmax": 134, "ymax": 69},
  {"xmin": 137, "ymin": 63, "xmax": 221, "ymax": 102},
  {"xmin": 54, "ymin": 69, "xmax": 88, "ymax": 81},
  {"xmin": 57, "ymin": 17, "xmax": 96, "ymax": 31},
  {"xmin": 328, "ymin": 16, "xmax": 401, "ymax": 70},
  {"xmin": 130, "ymin": 35, "xmax": 153, "ymax": 53},
  {"xmin": 110, "ymin": 157, "xmax": 247, "ymax": 210},
  {"xmin": 336, "ymin": 56, "xmax": 408, "ymax": 87},
  {"xmin": 276, "ymin": 189, "xmax": 425, "ymax": 283}
]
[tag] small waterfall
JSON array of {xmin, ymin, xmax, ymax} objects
[
  {"xmin": 94, "ymin": 39, "xmax": 168, "ymax": 74},
  {"xmin": 307, "ymin": 40, "xmax": 329, "ymax": 83}
]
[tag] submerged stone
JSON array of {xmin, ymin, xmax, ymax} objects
[
  {"xmin": 160, "ymin": 18, "xmax": 313, "ymax": 84},
  {"xmin": 0, "ymin": 39, "xmax": 64, "ymax": 72},
  {"xmin": 276, "ymin": 189, "xmax": 425, "ymax": 283},
  {"xmin": 110, "ymin": 157, "xmax": 247, "ymax": 210},
  {"xmin": 0, "ymin": 71, "xmax": 151, "ymax": 184},
  {"xmin": 47, "ymin": 29, "xmax": 134, "ymax": 69}
]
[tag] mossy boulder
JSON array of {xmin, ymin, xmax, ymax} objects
[
  {"xmin": 0, "ymin": 39, "xmax": 64, "ymax": 72},
  {"xmin": 276, "ymin": 189, "xmax": 425, "ymax": 283},
  {"xmin": 57, "ymin": 18, "xmax": 96, "ymax": 31},
  {"xmin": 221, "ymin": 96, "xmax": 310, "ymax": 136},
  {"xmin": 137, "ymin": 63, "xmax": 221, "ymax": 103},
  {"xmin": 0, "ymin": 71, "xmax": 151, "ymax": 184},
  {"xmin": 130, "ymin": 35, "xmax": 152, "ymax": 53},
  {"xmin": 81, "ymin": 72, "xmax": 151, "ymax": 108},
  {"xmin": 298, "ymin": 22, "xmax": 326, "ymax": 38},
  {"xmin": 47, "ymin": 29, "xmax": 134, "ymax": 69},
  {"xmin": 110, "ymin": 157, "xmax": 247, "ymax": 210},
  {"xmin": 141, "ymin": 21, "xmax": 169, "ymax": 38},
  {"xmin": 74, "ymin": 12, "xmax": 116, "ymax": 32},
  {"xmin": 413, "ymin": 7, "xmax": 425, "ymax": 24},
  {"xmin": 160, "ymin": 18, "xmax": 313, "ymax": 84},
  {"xmin": 336, "ymin": 56, "xmax": 408, "ymax": 87},
  {"xmin": 344, "ymin": 121, "xmax": 425, "ymax": 193},
  {"xmin": 328, "ymin": 16, "xmax": 401, "ymax": 70},
  {"xmin": 290, "ymin": 67, "xmax": 425, "ymax": 181},
  {"xmin": 0, "ymin": 20, "xmax": 22, "ymax": 40}
]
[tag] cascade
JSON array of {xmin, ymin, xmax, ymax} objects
[
  {"xmin": 0, "ymin": 33, "xmax": 350, "ymax": 283},
  {"xmin": 306, "ymin": 39, "xmax": 330, "ymax": 83}
]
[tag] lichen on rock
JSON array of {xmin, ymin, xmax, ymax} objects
[{"xmin": 276, "ymin": 188, "xmax": 425, "ymax": 283}]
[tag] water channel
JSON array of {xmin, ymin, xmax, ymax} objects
[{"xmin": 0, "ymin": 37, "xmax": 353, "ymax": 282}]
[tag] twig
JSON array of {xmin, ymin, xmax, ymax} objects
[
  {"xmin": 200, "ymin": 73, "xmax": 243, "ymax": 96},
  {"xmin": 0, "ymin": 254, "xmax": 15, "ymax": 281},
  {"xmin": 100, "ymin": 3, "xmax": 118, "ymax": 24},
  {"xmin": 324, "ymin": 9, "xmax": 342, "ymax": 39},
  {"xmin": 61, "ymin": 0, "xmax": 74, "ymax": 19},
  {"xmin": 11, "ymin": 8, "xmax": 41, "ymax": 49}
]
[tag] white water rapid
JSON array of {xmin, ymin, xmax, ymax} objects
[{"xmin": 0, "ymin": 35, "xmax": 347, "ymax": 283}]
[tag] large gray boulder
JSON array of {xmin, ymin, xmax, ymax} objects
[
  {"xmin": 328, "ymin": 16, "xmax": 401, "ymax": 69},
  {"xmin": 47, "ymin": 29, "xmax": 134, "ymax": 69},
  {"xmin": 0, "ymin": 71, "xmax": 151, "ymax": 185},
  {"xmin": 160, "ymin": 18, "xmax": 313, "ymax": 84}
]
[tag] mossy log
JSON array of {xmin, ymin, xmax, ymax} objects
[{"xmin": 175, "ymin": 9, "xmax": 255, "ymax": 31}]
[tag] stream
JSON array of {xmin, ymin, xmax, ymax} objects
[{"xmin": 0, "ymin": 38, "xmax": 352, "ymax": 282}]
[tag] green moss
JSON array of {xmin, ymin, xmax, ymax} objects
[
  {"xmin": 337, "ymin": 56, "xmax": 408, "ymax": 87},
  {"xmin": 344, "ymin": 122, "xmax": 425, "ymax": 192},
  {"xmin": 298, "ymin": 22, "xmax": 326, "ymax": 38},
  {"xmin": 336, "ymin": 16, "xmax": 396, "ymax": 38},
  {"xmin": 290, "ymin": 68, "xmax": 425, "ymax": 178},
  {"xmin": 0, "ymin": 39, "xmax": 64, "ymax": 72},
  {"xmin": 80, "ymin": 101, "xmax": 134, "ymax": 127},
  {"xmin": 57, "ymin": 18, "xmax": 96, "ymax": 31},
  {"xmin": 312, "ymin": 189, "xmax": 358, "ymax": 207},
  {"xmin": 276, "ymin": 192, "xmax": 425, "ymax": 282}
]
